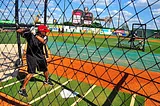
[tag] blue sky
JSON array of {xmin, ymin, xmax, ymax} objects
[{"xmin": 0, "ymin": 0, "xmax": 160, "ymax": 29}]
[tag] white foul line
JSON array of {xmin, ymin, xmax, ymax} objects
[
  {"xmin": 71, "ymin": 85, "xmax": 96, "ymax": 106},
  {"xmin": 0, "ymin": 80, "xmax": 20, "ymax": 89},
  {"xmin": 130, "ymin": 94, "xmax": 137, "ymax": 106},
  {"xmin": 0, "ymin": 73, "xmax": 41, "ymax": 90},
  {"xmin": 29, "ymin": 79, "xmax": 72, "ymax": 104}
]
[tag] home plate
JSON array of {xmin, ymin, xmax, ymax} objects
[{"xmin": 60, "ymin": 89, "xmax": 79, "ymax": 98}]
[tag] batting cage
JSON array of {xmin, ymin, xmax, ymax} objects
[
  {"xmin": 0, "ymin": 0, "xmax": 160, "ymax": 106},
  {"xmin": 118, "ymin": 23, "xmax": 147, "ymax": 51}
]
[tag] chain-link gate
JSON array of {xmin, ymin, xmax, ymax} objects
[{"xmin": 0, "ymin": 0, "xmax": 160, "ymax": 106}]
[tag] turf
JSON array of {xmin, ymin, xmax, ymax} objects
[
  {"xmin": 48, "ymin": 35, "xmax": 160, "ymax": 54},
  {"xmin": 0, "ymin": 73, "xmax": 145, "ymax": 106},
  {"xmin": 1, "ymin": 31, "xmax": 160, "ymax": 54},
  {"xmin": 78, "ymin": 86, "xmax": 145, "ymax": 106},
  {"xmin": 47, "ymin": 35, "xmax": 160, "ymax": 72},
  {"xmin": 0, "ymin": 32, "xmax": 25, "ymax": 44}
]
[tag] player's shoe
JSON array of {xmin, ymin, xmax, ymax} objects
[{"xmin": 18, "ymin": 89, "xmax": 28, "ymax": 97}]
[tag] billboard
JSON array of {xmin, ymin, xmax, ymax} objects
[
  {"xmin": 72, "ymin": 9, "xmax": 83, "ymax": 26},
  {"xmin": 0, "ymin": 20, "xmax": 15, "ymax": 24},
  {"xmin": 100, "ymin": 29, "xmax": 112, "ymax": 35},
  {"xmin": 113, "ymin": 30, "xmax": 128, "ymax": 36},
  {"xmin": 83, "ymin": 12, "xmax": 93, "ymax": 25}
]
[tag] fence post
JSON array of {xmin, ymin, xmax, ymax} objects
[
  {"xmin": 15, "ymin": 0, "xmax": 22, "ymax": 67},
  {"xmin": 44, "ymin": 0, "xmax": 48, "ymax": 58}
]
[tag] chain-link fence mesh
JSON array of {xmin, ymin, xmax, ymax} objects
[{"xmin": 0, "ymin": 0, "xmax": 160, "ymax": 106}]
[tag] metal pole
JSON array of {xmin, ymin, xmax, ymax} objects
[
  {"xmin": 44, "ymin": 0, "xmax": 48, "ymax": 24},
  {"xmin": 63, "ymin": 0, "xmax": 65, "ymax": 24},
  {"xmin": 62, "ymin": 0, "xmax": 66, "ymax": 33},
  {"xmin": 118, "ymin": 0, "xmax": 121, "ymax": 28},
  {"xmin": 44, "ymin": 0, "xmax": 48, "ymax": 58},
  {"xmin": 15, "ymin": 0, "xmax": 22, "ymax": 66}
]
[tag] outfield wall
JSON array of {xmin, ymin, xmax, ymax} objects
[
  {"xmin": 48, "ymin": 25, "xmax": 114, "ymax": 35},
  {"xmin": 48, "ymin": 25, "xmax": 159, "ymax": 38}
]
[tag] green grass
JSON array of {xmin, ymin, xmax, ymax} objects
[
  {"xmin": 1, "ymin": 31, "xmax": 160, "ymax": 54},
  {"xmin": 48, "ymin": 35, "xmax": 160, "ymax": 54},
  {"xmin": 0, "ymin": 32, "xmax": 155, "ymax": 105},
  {"xmin": 78, "ymin": 86, "xmax": 145, "ymax": 106},
  {"xmin": 0, "ymin": 31, "xmax": 25, "ymax": 44},
  {"xmin": 33, "ymin": 79, "xmax": 93, "ymax": 106},
  {"xmin": 0, "ymin": 73, "xmax": 145, "ymax": 106},
  {"xmin": 48, "ymin": 35, "xmax": 118, "ymax": 48}
]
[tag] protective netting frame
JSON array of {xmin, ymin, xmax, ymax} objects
[
  {"xmin": 0, "ymin": 0, "xmax": 160, "ymax": 106},
  {"xmin": 118, "ymin": 23, "xmax": 147, "ymax": 51}
]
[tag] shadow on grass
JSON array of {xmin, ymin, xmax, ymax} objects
[
  {"xmin": 16, "ymin": 71, "xmax": 44, "ymax": 87},
  {"xmin": 102, "ymin": 73, "xmax": 129, "ymax": 106},
  {"xmin": 0, "ymin": 93, "xmax": 30, "ymax": 106},
  {"xmin": 38, "ymin": 73, "xmax": 97, "ymax": 106}
]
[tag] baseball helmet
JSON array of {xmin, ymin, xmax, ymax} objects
[{"xmin": 38, "ymin": 24, "xmax": 50, "ymax": 33}]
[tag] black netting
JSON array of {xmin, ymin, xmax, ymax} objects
[{"xmin": 0, "ymin": 0, "xmax": 160, "ymax": 106}]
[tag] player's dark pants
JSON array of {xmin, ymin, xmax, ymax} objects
[
  {"xmin": 26, "ymin": 54, "xmax": 47, "ymax": 74},
  {"xmin": 130, "ymin": 41, "xmax": 135, "ymax": 48}
]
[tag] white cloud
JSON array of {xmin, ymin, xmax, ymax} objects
[
  {"xmin": 129, "ymin": 17, "xmax": 143, "ymax": 23},
  {"xmin": 110, "ymin": 10, "xmax": 132, "ymax": 17},
  {"xmin": 4, "ymin": 13, "xmax": 9, "ymax": 16},
  {"xmin": 20, "ymin": 8, "xmax": 34, "ymax": 13},
  {"xmin": 137, "ymin": 0, "xmax": 147, "ymax": 3},
  {"xmin": 0, "ymin": 9, "xmax": 9, "ymax": 13},
  {"xmin": 156, "ymin": 19, "xmax": 160, "ymax": 25},
  {"xmin": 147, "ymin": 19, "xmax": 160, "ymax": 29},
  {"xmin": 110, "ymin": 10, "xmax": 118, "ymax": 14},
  {"xmin": 50, "ymin": 8, "xmax": 61, "ymax": 11},
  {"xmin": 152, "ymin": 8, "xmax": 160, "ymax": 15},
  {"xmin": 91, "ymin": 8, "xmax": 104, "ymax": 13},
  {"xmin": 109, "ymin": 9, "xmax": 144, "ymax": 29},
  {"xmin": 123, "ymin": 11, "xmax": 132, "ymax": 17},
  {"xmin": 73, "ymin": 0, "xmax": 111, "ymax": 6},
  {"xmin": 127, "ymin": 0, "xmax": 160, "ymax": 8},
  {"xmin": 93, "ymin": 0, "xmax": 112, "ymax": 5},
  {"xmin": 48, "ymin": 1, "xmax": 54, "ymax": 7}
]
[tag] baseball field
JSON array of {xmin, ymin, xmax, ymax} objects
[{"xmin": 0, "ymin": 32, "xmax": 160, "ymax": 106}]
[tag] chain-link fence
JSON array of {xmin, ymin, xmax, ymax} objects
[{"xmin": 0, "ymin": 0, "xmax": 160, "ymax": 106}]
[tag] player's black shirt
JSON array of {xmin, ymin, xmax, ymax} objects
[{"xmin": 23, "ymin": 29, "xmax": 48, "ymax": 59}]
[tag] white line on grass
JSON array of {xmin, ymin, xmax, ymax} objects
[
  {"xmin": 0, "ymin": 80, "xmax": 20, "ymax": 90},
  {"xmin": 130, "ymin": 94, "xmax": 136, "ymax": 106},
  {"xmin": 28, "ymin": 79, "xmax": 72, "ymax": 104},
  {"xmin": 71, "ymin": 85, "xmax": 96, "ymax": 106},
  {"xmin": 0, "ymin": 72, "xmax": 42, "ymax": 90}
]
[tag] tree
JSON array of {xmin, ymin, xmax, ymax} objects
[
  {"xmin": 63, "ymin": 22, "xmax": 72, "ymax": 26},
  {"xmin": 121, "ymin": 23, "xmax": 129, "ymax": 30},
  {"xmin": 91, "ymin": 22, "xmax": 103, "ymax": 28}
]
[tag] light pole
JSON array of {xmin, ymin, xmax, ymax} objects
[
  {"xmin": 62, "ymin": 0, "xmax": 66, "ymax": 33},
  {"xmin": 15, "ymin": 0, "xmax": 22, "ymax": 67},
  {"xmin": 118, "ymin": 0, "xmax": 121, "ymax": 29},
  {"xmin": 44, "ymin": 0, "xmax": 48, "ymax": 58},
  {"xmin": 63, "ymin": 0, "xmax": 66, "ymax": 24}
]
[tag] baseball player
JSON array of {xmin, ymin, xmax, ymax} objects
[
  {"xmin": 129, "ymin": 31, "xmax": 138, "ymax": 48},
  {"xmin": 17, "ymin": 24, "xmax": 53, "ymax": 97}
]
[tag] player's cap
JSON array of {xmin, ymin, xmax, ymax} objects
[{"xmin": 38, "ymin": 25, "xmax": 50, "ymax": 33}]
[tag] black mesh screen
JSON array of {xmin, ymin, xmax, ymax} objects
[{"xmin": 0, "ymin": 0, "xmax": 160, "ymax": 106}]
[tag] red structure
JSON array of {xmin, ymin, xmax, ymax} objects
[{"xmin": 72, "ymin": 9, "xmax": 83, "ymax": 26}]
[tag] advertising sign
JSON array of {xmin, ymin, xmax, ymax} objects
[
  {"xmin": 115, "ymin": 30, "xmax": 125, "ymax": 34},
  {"xmin": 100, "ymin": 29, "xmax": 112, "ymax": 35},
  {"xmin": 0, "ymin": 20, "xmax": 15, "ymax": 24},
  {"xmin": 114, "ymin": 30, "xmax": 128, "ymax": 36},
  {"xmin": 83, "ymin": 12, "xmax": 93, "ymax": 25},
  {"xmin": 72, "ymin": 9, "xmax": 83, "ymax": 26}
]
